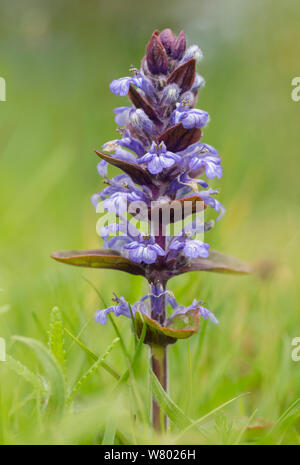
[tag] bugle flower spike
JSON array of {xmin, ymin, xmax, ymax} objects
[{"xmin": 51, "ymin": 28, "xmax": 251, "ymax": 432}]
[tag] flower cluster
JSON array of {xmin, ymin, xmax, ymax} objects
[
  {"xmin": 95, "ymin": 292, "xmax": 218, "ymax": 325},
  {"xmin": 92, "ymin": 29, "xmax": 225, "ymax": 329},
  {"xmin": 50, "ymin": 28, "xmax": 251, "ymax": 434}
]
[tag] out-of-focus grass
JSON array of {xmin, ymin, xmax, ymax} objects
[{"xmin": 0, "ymin": 0, "xmax": 300, "ymax": 444}]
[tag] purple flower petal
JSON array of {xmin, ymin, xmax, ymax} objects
[
  {"xmin": 183, "ymin": 240, "xmax": 209, "ymax": 258},
  {"xmin": 138, "ymin": 141, "xmax": 181, "ymax": 174},
  {"xmin": 110, "ymin": 77, "xmax": 132, "ymax": 97}
]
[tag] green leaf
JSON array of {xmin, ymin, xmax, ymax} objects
[
  {"xmin": 64, "ymin": 327, "xmax": 120, "ymax": 380},
  {"xmin": 117, "ymin": 318, "xmax": 147, "ymax": 386},
  {"xmin": 176, "ymin": 393, "xmax": 249, "ymax": 440},
  {"xmin": 48, "ymin": 307, "xmax": 66, "ymax": 376},
  {"xmin": 271, "ymin": 398, "xmax": 300, "ymax": 432},
  {"xmin": 102, "ymin": 417, "xmax": 117, "ymax": 445},
  {"xmin": 12, "ymin": 336, "xmax": 65, "ymax": 417},
  {"xmin": 135, "ymin": 309, "xmax": 200, "ymax": 346},
  {"xmin": 5, "ymin": 355, "xmax": 46, "ymax": 395},
  {"xmin": 150, "ymin": 368, "xmax": 192, "ymax": 428},
  {"xmin": 51, "ymin": 249, "xmax": 145, "ymax": 277},
  {"xmin": 179, "ymin": 250, "xmax": 253, "ymax": 275},
  {"xmin": 69, "ymin": 338, "xmax": 120, "ymax": 400},
  {"xmin": 115, "ymin": 429, "xmax": 131, "ymax": 445},
  {"xmin": 233, "ymin": 409, "xmax": 258, "ymax": 444}
]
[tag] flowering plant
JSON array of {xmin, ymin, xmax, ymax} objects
[{"xmin": 52, "ymin": 29, "xmax": 251, "ymax": 432}]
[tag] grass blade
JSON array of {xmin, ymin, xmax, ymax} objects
[
  {"xmin": 271, "ymin": 398, "xmax": 300, "ymax": 432},
  {"xmin": 102, "ymin": 417, "xmax": 117, "ymax": 445},
  {"xmin": 176, "ymin": 392, "xmax": 249, "ymax": 440},
  {"xmin": 12, "ymin": 336, "xmax": 65, "ymax": 417},
  {"xmin": 5, "ymin": 355, "xmax": 45, "ymax": 395},
  {"xmin": 48, "ymin": 307, "xmax": 66, "ymax": 376},
  {"xmin": 69, "ymin": 338, "xmax": 120, "ymax": 400},
  {"xmin": 64, "ymin": 327, "xmax": 120, "ymax": 380},
  {"xmin": 233, "ymin": 409, "xmax": 258, "ymax": 444},
  {"xmin": 117, "ymin": 318, "xmax": 147, "ymax": 386},
  {"xmin": 150, "ymin": 368, "xmax": 192, "ymax": 428}
]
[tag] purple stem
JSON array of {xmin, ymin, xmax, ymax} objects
[
  {"xmin": 151, "ymin": 344, "xmax": 168, "ymax": 433},
  {"xmin": 150, "ymin": 184, "xmax": 168, "ymax": 433},
  {"xmin": 150, "ymin": 281, "xmax": 166, "ymax": 324}
]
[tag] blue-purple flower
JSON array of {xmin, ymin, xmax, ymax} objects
[
  {"xmin": 137, "ymin": 141, "xmax": 181, "ymax": 174},
  {"xmin": 124, "ymin": 234, "xmax": 165, "ymax": 264},
  {"xmin": 189, "ymin": 154, "xmax": 222, "ymax": 179},
  {"xmin": 198, "ymin": 188, "xmax": 226, "ymax": 220},
  {"xmin": 97, "ymin": 159, "xmax": 108, "ymax": 177},
  {"xmin": 172, "ymin": 107, "xmax": 209, "ymax": 129},
  {"xmin": 113, "ymin": 106, "xmax": 132, "ymax": 126},
  {"xmin": 103, "ymin": 130, "xmax": 145, "ymax": 157},
  {"xmin": 95, "ymin": 295, "xmax": 133, "ymax": 324},
  {"xmin": 169, "ymin": 235, "xmax": 209, "ymax": 259},
  {"xmin": 170, "ymin": 299, "xmax": 218, "ymax": 324},
  {"xmin": 109, "ymin": 76, "xmax": 142, "ymax": 97},
  {"xmin": 95, "ymin": 293, "xmax": 218, "ymax": 326},
  {"xmin": 109, "ymin": 69, "xmax": 154, "ymax": 99}
]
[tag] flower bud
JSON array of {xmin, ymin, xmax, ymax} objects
[
  {"xmin": 159, "ymin": 28, "xmax": 176, "ymax": 55},
  {"xmin": 129, "ymin": 108, "xmax": 154, "ymax": 135},
  {"xmin": 146, "ymin": 32, "xmax": 169, "ymax": 75},
  {"xmin": 192, "ymin": 74, "xmax": 205, "ymax": 91},
  {"xmin": 172, "ymin": 30, "xmax": 186, "ymax": 60},
  {"xmin": 182, "ymin": 45, "xmax": 203, "ymax": 63},
  {"xmin": 162, "ymin": 84, "xmax": 180, "ymax": 104}
]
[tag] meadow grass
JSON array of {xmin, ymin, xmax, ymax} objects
[{"xmin": 0, "ymin": 0, "xmax": 300, "ymax": 444}]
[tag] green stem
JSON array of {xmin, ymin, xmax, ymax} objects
[{"xmin": 151, "ymin": 344, "xmax": 168, "ymax": 433}]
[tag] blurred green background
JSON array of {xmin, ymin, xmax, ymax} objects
[{"xmin": 0, "ymin": 0, "xmax": 300, "ymax": 444}]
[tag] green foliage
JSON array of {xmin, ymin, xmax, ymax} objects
[
  {"xmin": 13, "ymin": 336, "xmax": 66, "ymax": 418},
  {"xmin": 69, "ymin": 337, "xmax": 120, "ymax": 400},
  {"xmin": 135, "ymin": 309, "xmax": 200, "ymax": 346},
  {"xmin": 51, "ymin": 250, "xmax": 145, "ymax": 276},
  {"xmin": 150, "ymin": 368, "xmax": 192, "ymax": 428},
  {"xmin": 101, "ymin": 417, "xmax": 117, "ymax": 445},
  {"xmin": 64, "ymin": 327, "xmax": 120, "ymax": 380},
  {"xmin": 5, "ymin": 355, "xmax": 45, "ymax": 396},
  {"xmin": 48, "ymin": 307, "xmax": 66, "ymax": 376}
]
